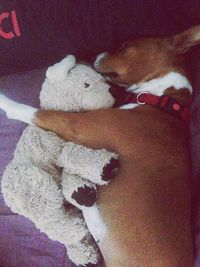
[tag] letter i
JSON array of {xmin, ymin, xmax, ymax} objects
[{"xmin": 11, "ymin": 10, "xmax": 21, "ymax": 37}]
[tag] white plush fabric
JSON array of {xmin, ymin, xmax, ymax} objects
[
  {"xmin": 58, "ymin": 142, "xmax": 118, "ymax": 185},
  {"xmin": 1, "ymin": 55, "xmax": 117, "ymax": 266},
  {"xmin": 40, "ymin": 56, "xmax": 114, "ymax": 111}
]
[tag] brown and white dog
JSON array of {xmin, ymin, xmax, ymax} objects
[{"xmin": 1, "ymin": 25, "xmax": 200, "ymax": 266}]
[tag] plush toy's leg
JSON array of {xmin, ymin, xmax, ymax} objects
[
  {"xmin": 1, "ymin": 163, "xmax": 100, "ymax": 265},
  {"xmin": 58, "ymin": 143, "xmax": 119, "ymax": 185},
  {"xmin": 61, "ymin": 172, "xmax": 107, "ymax": 253},
  {"xmin": 58, "ymin": 143, "xmax": 119, "ymax": 207}
]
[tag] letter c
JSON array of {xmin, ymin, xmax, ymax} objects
[{"xmin": 0, "ymin": 12, "xmax": 15, "ymax": 39}]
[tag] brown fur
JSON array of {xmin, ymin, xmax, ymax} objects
[{"xmin": 33, "ymin": 25, "xmax": 200, "ymax": 266}]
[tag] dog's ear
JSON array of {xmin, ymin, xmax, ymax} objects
[{"xmin": 170, "ymin": 24, "xmax": 200, "ymax": 54}]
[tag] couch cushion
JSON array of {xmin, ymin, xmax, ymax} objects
[
  {"xmin": 1, "ymin": 0, "xmax": 200, "ymax": 76},
  {"xmin": 0, "ymin": 69, "xmax": 78, "ymax": 267}
]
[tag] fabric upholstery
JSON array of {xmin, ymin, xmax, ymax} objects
[{"xmin": 1, "ymin": 1, "xmax": 200, "ymax": 266}]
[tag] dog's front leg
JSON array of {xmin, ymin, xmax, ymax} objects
[
  {"xmin": 0, "ymin": 93, "xmax": 129, "ymax": 152},
  {"xmin": 0, "ymin": 93, "xmax": 38, "ymax": 125},
  {"xmin": 34, "ymin": 109, "xmax": 125, "ymax": 152}
]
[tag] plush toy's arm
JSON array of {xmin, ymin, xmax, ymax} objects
[
  {"xmin": 58, "ymin": 142, "xmax": 119, "ymax": 207},
  {"xmin": 58, "ymin": 142, "xmax": 119, "ymax": 185}
]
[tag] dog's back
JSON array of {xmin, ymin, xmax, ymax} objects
[{"xmin": 97, "ymin": 107, "xmax": 192, "ymax": 266}]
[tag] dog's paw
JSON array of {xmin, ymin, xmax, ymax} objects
[
  {"xmin": 0, "ymin": 93, "xmax": 10, "ymax": 112},
  {"xmin": 0, "ymin": 94, "xmax": 38, "ymax": 124}
]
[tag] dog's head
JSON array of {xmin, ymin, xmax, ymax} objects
[{"xmin": 94, "ymin": 25, "xmax": 200, "ymax": 87}]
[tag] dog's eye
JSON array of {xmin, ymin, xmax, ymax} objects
[{"xmin": 84, "ymin": 83, "xmax": 90, "ymax": 88}]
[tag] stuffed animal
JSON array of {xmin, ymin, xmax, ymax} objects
[{"xmin": 1, "ymin": 55, "xmax": 119, "ymax": 266}]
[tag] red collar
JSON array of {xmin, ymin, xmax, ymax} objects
[{"xmin": 110, "ymin": 85, "xmax": 190, "ymax": 124}]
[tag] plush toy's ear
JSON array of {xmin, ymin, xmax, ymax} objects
[{"xmin": 46, "ymin": 55, "xmax": 76, "ymax": 82}]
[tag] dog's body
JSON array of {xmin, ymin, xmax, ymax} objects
[
  {"xmin": 94, "ymin": 78, "xmax": 192, "ymax": 267},
  {"xmin": 1, "ymin": 25, "xmax": 200, "ymax": 266},
  {"xmin": 34, "ymin": 92, "xmax": 192, "ymax": 267}
]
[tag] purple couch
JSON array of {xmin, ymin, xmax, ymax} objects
[
  {"xmin": 1, "ymin": 1, "xmax": 200, "ymax": 266},
  {"xmin": 0, "ymin": 69, "xmax": 78, "ymax": 267},
  {"xmin": 1, "ymin": 49, "xmax": 200, "ymax": 267}
]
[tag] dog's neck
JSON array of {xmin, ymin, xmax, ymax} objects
[
  {"xmin": 128, "ymin": 71, "xmax": 192, "ymax": 95},
  {"xmin": 124, "ymin": 71, "xmax": 192, "ymax": 107}
]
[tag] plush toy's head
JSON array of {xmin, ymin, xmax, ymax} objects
[{"xmin": 40, "ymin": 55, "xmax": 115, "ymax": 111}]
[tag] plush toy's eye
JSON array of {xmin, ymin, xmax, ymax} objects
[{"xmin": 84, "ymin": 83, "xmax": 90, "ymax": 88}]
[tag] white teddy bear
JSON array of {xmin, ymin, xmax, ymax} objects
[{"xmin": 1, "ymin": 55, "xmax": 119, "ymax": 266}]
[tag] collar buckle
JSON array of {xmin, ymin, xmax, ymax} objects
[{"xmin": 136, "ymin": 92, "xmax": 149, "ymax": 105}]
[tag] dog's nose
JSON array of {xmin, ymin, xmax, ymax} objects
[
  {"xmin": 109, "ymin": 83, "xmax": 122, "ymax": 98},
  {"xmin": 109, "ymin": 84, "xmax": 129, "ymax": 108}
]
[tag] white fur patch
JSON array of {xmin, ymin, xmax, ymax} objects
[
  {"xmin": 120, "ymin": 103, "xmax": 139, "ymax": 109},
  {"xmin": 128, "ymin": 72, "xmax": 192, "ymax": 96},
  {"xmin": 94, "ymin": 52, "xmax": 108, "ymax": 70},
  {"xmin": 82, "ymin": 204, "xmax": 107, "ymax": 243},
  {"xmin": 0, "ymin": 93, "xmax": 38, "ymax": 125}
]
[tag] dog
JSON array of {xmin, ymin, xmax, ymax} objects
[{"xmin": 0, "ymin": 25, "xmax": 199, "ymax": 266}]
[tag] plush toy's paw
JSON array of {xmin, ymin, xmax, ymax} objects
[
  {"xmin": 71, "ymin": 186, "xmax": 97, "ymax": 207},
  {"xmin": 58, "ymin": 142, "xmax": 119, "ymax": 186},
  {"xmin": 102, "ymin": 157, "xmax": 119, "ymax": 182},
  {"xmin": 67, "ymin": 234, "xmax": 100, "ymax": 266},
  {"xmin": 61, "ymin": 171, "xmax": 97, "ymax": 208}
]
